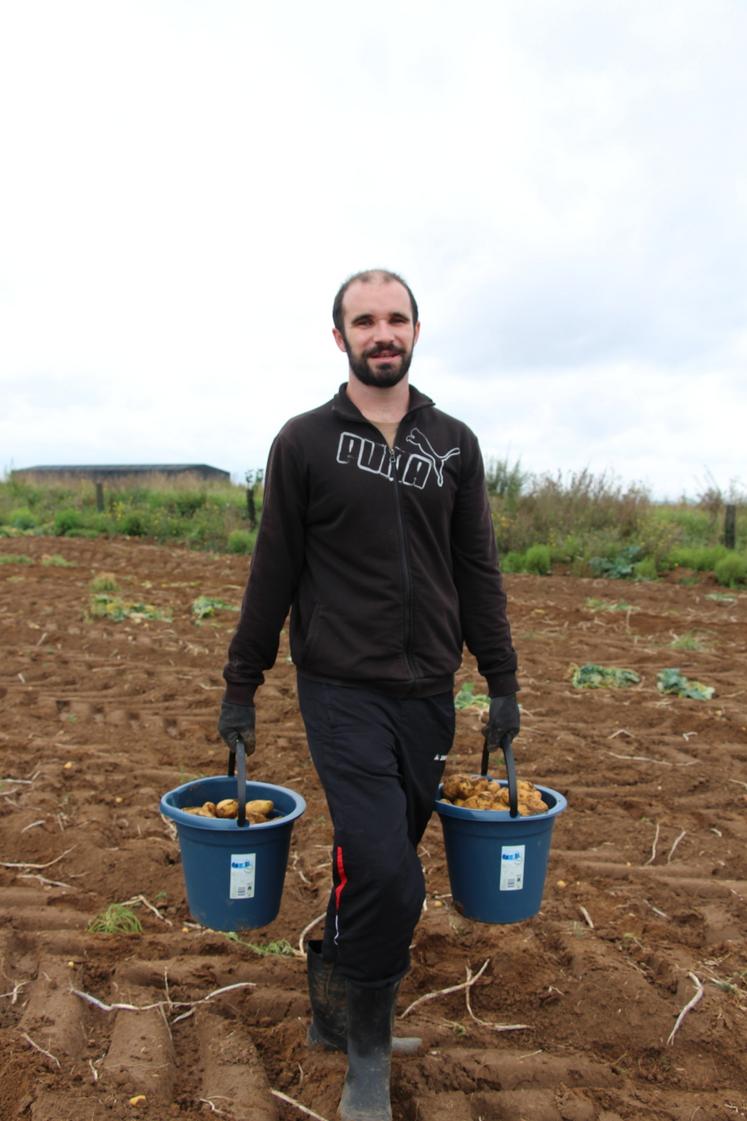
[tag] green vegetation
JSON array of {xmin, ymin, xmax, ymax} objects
[
  {"xmin": 88, "ymin": 902, "xmax": 143, "ymax": 934},
  {"xmin": 224, "ymin": 933, "xmax": 296, "ymax": 956},
  {"xmin": 656, "ymin": 668, "xmax": 714, "ymax": 701},
  {"xmin": 0, "ymin": 471, "xmax": 257, "ymax": 553},
  {"xmin": 487, "ymin": 461, "xmax": 746, "ymax": 583},
  {"xmin": 454, "ymin": 682, "xmax": 490, "ymax": 710},
  {"xmin": 89, "ymin": 593, "xmax": 172, "ymax": 622},
  {"xmin": 191, "ymin": 595, "xmax": 239, "ymax": 620},
  {"xmin": 669, "ymin": 631, "xmax": 709, "ymax": 652},
  {"xmin": 41, "ymin": 553, "xmax": 74, "ymax": 567},
  {"xmin": 0, "ymin": 553, "xmax": 33, "ymax": 565},
  {"xmin": 584, "ymin": 597, "xmax": 635, "ymax": 613},
  {"xmin": 571, "ymin": 663, "xmax": 641, "ymax": 689},
  {"xmin": 2, "ymin": 467, "xmax": 745, "ymax": 582}
]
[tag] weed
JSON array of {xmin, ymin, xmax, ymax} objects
[
  {"xmin": 89, "ymin": 594, "xmax": 172, "ymax": 622},
  {"xmin": 714, "ymin": 553, "xmax": 747, "ymax": 587},
  {"xmin": 524, "ymin": 543, "xmax": 551, "ymax": 575},
  {"xmin": 669, "ymin": 631, "xmax": 708, "ymax": 652},
  {"xmin": 0, "ymin": 554, "xmax": 33, "ymax": 565},
  {"xmin": 88, "ymin": 903, "xmax": 143, "ymax": 934},
  {"xmin": 90, "ymin": 572, "xmax": 119, "ymax": 593},
  {"xmin": 454, "ymin": 682, "xmax": 490, "ymax": 710},
  {"xmin": 585, "ymin": 597, "xmax": 634, "ymax": 613},
  {"xmin": 705, "ymin": 592, "xmax": 736, "ymax": 604},
  {"xmin": 571, "ymin": 664, "xmax": 641, "ymax": 689},
  {"xmin": 224, "ymin": 933, "xmax": 295, "ymax": 956},
  {"xmin": 657, "ymin": 668, "xmax": 714, "ymax": 701},
  {"xmin": 191, "ymin": 595, "xmax": 239, "ymax": 620},
  {"xmin": 227, "ymin": 529, "xmax": 255, "ymax": 555},
  {"xmin": 41, "ymin": 554, "xmax": 74, "ymax": 567}
]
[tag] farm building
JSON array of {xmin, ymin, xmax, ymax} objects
[{"xmin": 12, "ymin": 463, "xmax": 231, "ymax": 483}]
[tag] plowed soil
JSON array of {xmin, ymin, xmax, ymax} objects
[{"xmin": 1, "ymin": 537, "xmax": 746, "ymax": 1121}]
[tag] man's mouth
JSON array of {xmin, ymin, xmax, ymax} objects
[{"xmin": 367, "ymin": 348, "xmax": 402, "ymax": 361}]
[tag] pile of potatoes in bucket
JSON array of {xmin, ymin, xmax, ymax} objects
[
  {"xmin": 441, "ymin": 774, "xmax": 547, "ymax": 816},
  {"xmin": 182, "ymin": 798, "xmax": 275, "ymax": 823}
]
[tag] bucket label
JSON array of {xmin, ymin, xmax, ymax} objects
[
  {"xmin": 500, "ymin": 845, "xmax": 525, "ymax": 891},
  {"xmin": 229, "ymin": 853, "xmax": 256, "ymax": 900}
]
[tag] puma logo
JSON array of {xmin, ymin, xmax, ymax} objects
[{"xmin": 405, "ymin": 428, "xmax": 460, "ymax": 487}]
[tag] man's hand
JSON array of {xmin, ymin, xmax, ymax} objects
[
  {"xmin": 218, "ymin": 701, "xmax": 256, "ymax": 755},
  {"xmin": 484, "ymin": 694, "xmax": 520, "ymax": 752}
]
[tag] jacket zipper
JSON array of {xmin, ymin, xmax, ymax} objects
[{"xmin": 389, "ymin": 445, "xmax": 416, "ymax": 682}]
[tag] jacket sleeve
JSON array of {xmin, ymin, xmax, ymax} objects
[
  {"xmin": 451, "ymin": 431, "xmax": 519, "ymax": 697},
  {"xmin": 222, "ymin": 428, "xmax": 307, "ymax": 704}
]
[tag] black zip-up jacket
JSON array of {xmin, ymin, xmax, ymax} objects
[{"xmin": 223, "ymin": 384, "xmax": 518, "ymax": 703}]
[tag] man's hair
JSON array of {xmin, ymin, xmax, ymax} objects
[{"xmin": 332, "ymin": 269, "xmax": 419, "ymax": 334}]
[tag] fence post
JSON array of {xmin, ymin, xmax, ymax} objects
[
  {"xmin": 95, "ymin": 481, "xmax": 105, "ymax": 512},
  {"xmin": 724, "ymin": 504, "xmax": 736, "ymax": 549}
]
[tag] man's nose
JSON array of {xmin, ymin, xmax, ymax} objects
[{"xmin": 373, "ymin": 318, "xmax": 395, "ymax": 341}]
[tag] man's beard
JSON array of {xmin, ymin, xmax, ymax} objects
[{"xmin": 345, "ymin": 340, "xmax": 414, "ymax": 388}]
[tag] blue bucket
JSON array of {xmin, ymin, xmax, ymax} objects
[
  {"xmin": 433, "ymin": 738, "xmax": 566, "ymax": 924},
  {"xmin": 160, "ymin": 758, "xmax": 306, "ymax": 931}
]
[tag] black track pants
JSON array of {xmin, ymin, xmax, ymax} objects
[{"xmin": 297, "ymin": 674, "xmax": 455, "ymax": 987}]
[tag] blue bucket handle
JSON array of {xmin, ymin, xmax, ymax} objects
[
  {"xmin": 481, "ymin": 732, "xmax": 519, "ymax": 818},
  {"xmin": 226, "ymin": 739, "xmax": 250, "ymax": 828}
]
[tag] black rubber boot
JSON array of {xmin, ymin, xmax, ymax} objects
[
  {"xmin": 306, "ymin": 942, "xmax": 421, "ymax": 1055},
  {"xmin": 306, "ymin": 940, "xmax": 347, "ymax": 1051},
  {"xmin": 339, "ymin": 979, "xmax": 399, "ymax": 1121}
]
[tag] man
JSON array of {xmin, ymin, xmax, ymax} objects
[{"xmin": 219, "ymin": 269, "xmax": 519, "ymax": 1121}]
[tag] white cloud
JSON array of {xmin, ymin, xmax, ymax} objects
[{"xmin": 1, "ymin": 0, "xmax": 745, "ymax": 499}]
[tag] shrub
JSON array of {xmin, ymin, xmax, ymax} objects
[
  {"xmin": 54, "ymin": 509, "xmax": 84, "ymax": 535},
  {"xmin": 524, "ymin": 544, "xmax": 551, "ymax": 575},
  {"xmin": 669, "ymin": 545, "xmax": 728, "ymax": 572},
  {"xmin": 501, "ymin": 551, "xmax": 525, "ymax": 573},
  {"xmin": 714, "ymin": 553, "xmax": 747, "ymax": 587},
  {"xmin": 633, "ymin": 557, "xmax": 658, "ymax": 581},
  {"xmin": 121, "ymin": 512, "xmax": 147, "ymax": 537},
  {"xmin": 8, "ymin": 507, "xmax": 36, "ymax": 530},
  {"xmin": 227, "ymin": 529, "xmax": 255, "ymax": 555}
]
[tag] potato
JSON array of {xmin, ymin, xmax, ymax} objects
[
  {"xmin": 183, "ymin": 804, "xmax": 216, "ymax": 817},
  {"xmin": 245, "ymin": 799, "xmax": 274, "ymax": 817},
  {"xmin": 441, "ymin": 773, "xmax": 548, "ymax": 816},
  {"xmin": 182, "ymin": 797, "xmax": 275, "ymax": 823},
  {"xmin": 215, "ymin": 799, "xmax": 239, "ymax": 818}
]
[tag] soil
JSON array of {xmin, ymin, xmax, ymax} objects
[{"xmin": 1, "ymin": 536, "xmax": 746, "ymax": 1121}]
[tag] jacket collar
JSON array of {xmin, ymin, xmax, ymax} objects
[{"xmin": 331, "ymin": 383, "xmax": 435, "ymax": 422}]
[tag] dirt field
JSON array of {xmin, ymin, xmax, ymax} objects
[{"xmin": 1, "ymin": 536, "xmax": 745, "ymax": 1121}]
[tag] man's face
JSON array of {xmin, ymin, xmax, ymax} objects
[{"xmin": 333, "ymin": 279, "xmax": 420, "ymax": 389}]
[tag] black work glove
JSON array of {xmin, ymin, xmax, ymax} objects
[
  {"xmin": 483, "ymin": 693, "xmax": 520, "ymax": 752},
  {"xmin": 218, "ymin": 701, "xmax": 256, "ymax": 755}
]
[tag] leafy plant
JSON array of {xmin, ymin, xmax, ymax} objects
[
  {"xmin": 588, "ymin": 546, "xmax": 644, "ymax": 580},
  {"xmin": 41, "ymin": 553, "xmax": 74, "ymax": 567},
  {"xmin": 571, "ymin": 663, "xmax": 641, "ymax": 689},
  {"xmin": 224, "ymin": 933, "xmax": 295, "ymax": 956},
  {"xmin": 0, "ymin": 553, "xmax": 33, "ymax": 565},
  {"xmin": 89, "ymin": 594, "xmax": 172, "ymax": 622},
  {"xmin": 657, "ymin": 668, "xmax": 714, "ymax": 701},
  {"xmin": 524, "ymin": 544, "xmax": 551, "ymax": 575},
  {"xmin": 88, "ymin": 902, "xmax": 143, "ymax": 934},
  {"xmin": 669, "ymin": 631, "xmax": 708, "ymax": 652},
  {"xmin": 191, "ymin": 595, "xmax": 239, "ymax": 620},
  {"xmin": 227, "ymin": 529, "xmax": 255, "ymax": 555},
  {"xmin": 454, "ymin": 682, "xmax": 490, "ymax": 710},
  {"xmin": 714, "ymin": 553, "xmax": 747, "ymax": 587},
  {"xmin": 90, "ymin": 572, "xmax": 119, "ymax": 593},
  {"xmin": 584, "ymin": 597, "xmax": 634, "ymax": 613}
]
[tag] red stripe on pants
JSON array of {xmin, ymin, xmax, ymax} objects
[{"xmin": 334, "ymin": 845, "xmax": 347, "ymax": 913}]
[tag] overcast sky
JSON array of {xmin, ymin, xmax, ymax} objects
[{"xmin": 1, "ymin": 0, "xmax": 745, "ymax": 500}]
